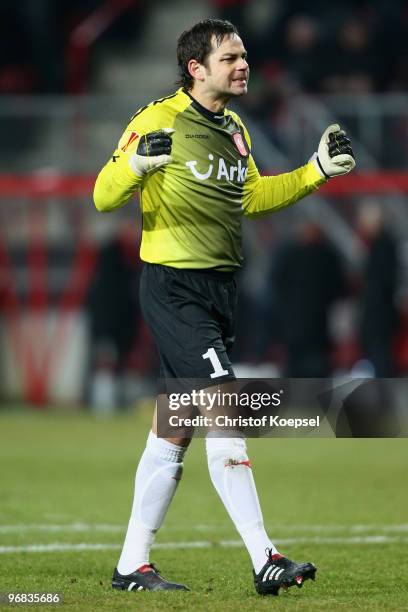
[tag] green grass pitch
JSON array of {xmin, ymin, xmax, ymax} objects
[{"xmin": 0, "ymin": 406, "xmax": 407, "ymax": 611}]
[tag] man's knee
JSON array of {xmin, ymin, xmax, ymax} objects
[
  {"xmin": 152, "ymin": 394, "xmax": 193, "ymax": 446},
  {"xmin": 205, "ymin": 435, "xmax": 249, "ymax": 464}
]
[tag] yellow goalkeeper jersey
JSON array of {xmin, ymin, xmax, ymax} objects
[{"xmin": 94, "ymin": 88, "xmax": 325, "ymax": 271}]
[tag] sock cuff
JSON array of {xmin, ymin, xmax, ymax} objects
[{"xmin": 147, "ymin": 431, "xmax": 186, "ymax": 463}]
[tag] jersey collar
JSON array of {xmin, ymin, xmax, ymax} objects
[{"xmin": 183, "ymin": 89, "xmax": 226, "ymax": 125}]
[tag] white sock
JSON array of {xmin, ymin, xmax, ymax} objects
[
  {"xmin": 117, "ymin": 431, "xmax": 186, "ymax": 575},
  {"xmin": 206, "ymin": 435, "xmax": 279, "ymax": 574}
]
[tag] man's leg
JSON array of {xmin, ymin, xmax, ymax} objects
[
  {"xmin": 115, "ymin": 396, "xmax": 190, "ymax": 583},
  {"xmin": 206, "ymin": 433, "xmax": 316, "ymax": 593},
  {"xmin": 187, "ymin": 380, "xmax": 274, "ymax": 573},
  {"xmin": 205, "ymin": 433, "xmax": 277, "ymax": 573},
  {"xmin": 202, "ymin": 381, "xmax": 316, "ymax": 595}
]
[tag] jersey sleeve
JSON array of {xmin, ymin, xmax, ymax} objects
[
  {"xmin": 238, "ymin": 123, "xmax": 326, "ymax": 218},
  {"xmin": 93, "ymin": 104, "xmax": 176, "ymax": 212}
]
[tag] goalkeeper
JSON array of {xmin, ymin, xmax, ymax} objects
[{"xmin": 94, "ymin": 18, "xmax": 355, "ymax": 597}]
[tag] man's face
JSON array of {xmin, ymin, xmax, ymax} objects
[{"xmin": 201, "ymin": 34, "xmax": 249, "ymax": 98}]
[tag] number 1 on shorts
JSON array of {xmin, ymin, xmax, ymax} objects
[{"xmin": 202, "ymin": 347, "xmax": 229, "ymax": 379}]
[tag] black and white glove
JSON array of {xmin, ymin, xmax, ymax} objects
[
  {"xmin": 129, "ymin": 128, "xmax": 174, "ymax": 177},
  {"xmin": 311, "ymin": 124, "xmax": 355, "ymax": 179}
]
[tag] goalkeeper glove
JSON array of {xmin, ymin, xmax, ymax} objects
[
  {"xmin": 129, "ymin": 128, "xmax": 174, "ymax": 177},
  {"xmin": 312, "ymin": 124, "xmax": 355, "ymax": 179}
]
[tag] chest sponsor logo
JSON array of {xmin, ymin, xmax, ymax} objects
[
  {"xmin": 232, "ymin": 132, "xmax": 248, "ymax": 157},
  {"xmin": 186, "ymin": 154, "xmax": 247, "ymax": 182}
]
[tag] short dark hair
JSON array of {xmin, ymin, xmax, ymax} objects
[{"xmin": 176, "ymin": 19, "xmax": 239, "ymax": 89}]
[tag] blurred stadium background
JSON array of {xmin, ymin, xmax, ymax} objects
[{"xmin": 1, "ymin": 0, "xmax": 408, "ymax": 410}]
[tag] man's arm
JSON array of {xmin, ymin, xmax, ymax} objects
[
  {"xmin": 243, "ymin": 158, "xmax": 325, "ymax": 218},
  {"xmin": 242, "ymin": 124, "xmax": 355, "ymax": 218},
  {"xmin": 93, "ymin": 146, "xmax": 144, "ymax": 212},
  {"xmin": 93, "ymin": 125, "xmax": 173, "ymax": 213}
]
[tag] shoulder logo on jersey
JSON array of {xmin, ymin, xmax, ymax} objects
[
  {"xmin": 186, "ymin": 154, "xmax": 247, "ymax": 182},
  {"xmin": 120, "ymin": 131, "xmax": 140, "ymax": 152},
  {"xmin": 232, "ymin": 132, "xmax": 248, "ymax": 157}
]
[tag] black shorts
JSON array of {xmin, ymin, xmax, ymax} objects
[{"xmin": 139, "ymin": 263, "xmax": 237, "ymax": 388}]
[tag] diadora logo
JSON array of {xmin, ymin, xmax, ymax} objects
[{"xmin": 186, "ymin": 154, "xmax": 247, "ymax": 182}]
